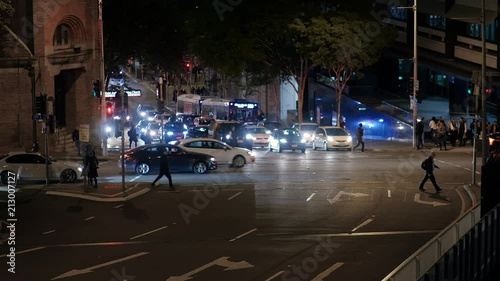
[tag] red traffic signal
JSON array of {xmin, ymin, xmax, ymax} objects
[{"xmin": 106, "ymin": 102, "xmax": 113, "ymax": 115}]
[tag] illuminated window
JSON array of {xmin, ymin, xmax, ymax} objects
[
  {"xmin": 466, "ymin": 20, "xmax": 498, "ymax": 41},
  {"xmin": 390, "ymin": 6, "xmax": 407, "ymax": 20},
  {"xmin": 428, "ymin": 15, "xmax": 446, "ymax": 29}
]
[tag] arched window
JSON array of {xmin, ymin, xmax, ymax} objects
[{"xmin": 53, "ymin": 24, "xmax": 72, "ymax": 47}]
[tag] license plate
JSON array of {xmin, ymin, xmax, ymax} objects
[
  {"xmin": 237, "ymin": 140, "xmax": 243, "ymax": 143},
  {"xmin": 291, "ymin": 144, "xmax": 298, "ymax": 147}
]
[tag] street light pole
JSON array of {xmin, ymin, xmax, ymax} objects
[
  {"xmin": 412, "ymin": 0, "xmax": 418, "ymax": 149},
  {"xmin": 480, "ymin": 0, "xmax": 487, "ymax": 165},
  {"xmin": 99, "ymin": 0, "xmax": 108, "ymax": 156}
]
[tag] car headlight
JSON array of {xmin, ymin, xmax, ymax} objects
[
  {"xmin": 140, "ymin": 112, "xmax": 146, "ymax": 117},
  {"xmin": 105, "ymin": 126, "xmax": 112, "ymax": 133},
  {"xmin": 347, "ymin": 136, "xmax": 352, "ymax": 142},
  {"xmin": 246, "ymin": 134, "xmax": 255, "ymax": 140},
  {"xmin": 247, "ymin": 151, "xmax": 255, "ymax": 156},
  {"xmin": 327, "ymin": 136, "xmax": 333, "ymax": 142},
  {"xmin": 167, "ymin": 132, "xmax": 174, "ymax": 136},
  {"xmin": 301, "ymin": 138, "xmax": 306, "ymax": 143},
  {"xmin": 210, "ymin": 157, "xmax": 216, "ymax": 162},
  {"xmin": 148, "ymin": 117, "xmax": 154, "ymax": 121},
  {"xmin": 303, "ymin": 133, "xmax": 311, "ymax": 138},
  {"xmin": 141, "ymin": 128, "xmax": 147, "ymax": 133},
  {"xmin": 280, "ymin": 139, "xmax": 287, "ymax": 143},
  {"xmin": 150, "ymin": 131, "xmax": 157, "ymax": 136},
  {"xmin": 226, "ymin": 134, "xmax": 231, "ymax": 139},
  {"xmin": 113, "ymin": 116, "xmax": 120, "ymax": 120},
  {"xmin": 126, "ymin": 116, "xmax": 131, "ymax": 121},
  {"xmin": 77, "ymin": 167, "xmax": 83, "ymax": 172},
  {"xmin": 266, "ymin": 130, "xmax": 271, "ymax": 134}
]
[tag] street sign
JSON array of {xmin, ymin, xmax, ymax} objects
[{"xmin": 79, "ymin": 124, "xmax": 90, "ymax": 142}]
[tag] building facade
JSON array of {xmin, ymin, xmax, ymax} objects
[{"xmin": 0, "ymin": 0, "xmax": 102, "ymax": 154}]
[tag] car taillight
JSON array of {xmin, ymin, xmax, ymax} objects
[{"xmin": 490, "ymin": 138, "xmax": 495, "ymax": 146}]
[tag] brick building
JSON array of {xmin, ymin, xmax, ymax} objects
[{"xmin": 0, "ymin": 0, "xmax": 102, "ymax": 154}]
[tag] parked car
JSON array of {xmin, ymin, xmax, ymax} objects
[
  {"xmin": 0, "ymin": 152, "xmax": 83, "ymax": 185},
  {"xmin": 119, "ymin": 144, "xmax": 217, "ymax": 175},
  {"xmin": 312, "ymin": 126, "xmax": 353, "ymax": 151},
  {"xmin": 268, "ymin": 128, "xmax": 306, "ymax": 153},
  {"xmin": 171, "ymin": 138, "xmax": 255, "ymax": 168},
  {"xmin": 245, "ymin": 126, "xmax": 270, "ymax": 148},
  {"xmin": 292, "ymin": 122, "xmax": 319, "ymax": 145}
]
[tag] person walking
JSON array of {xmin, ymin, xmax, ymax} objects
[
  {"xmin": 128, "ymin": 125, "xmax": 138, "ymax": 149},
  {"xmin": 84, "ymin": 149, "xmax": 99, "ymax": 188},
  {"xmin": 419, "ymin": 151, "xmax": 442, "ymax": 192},
  {"xmin": 437, "ymin": 120, "xmax": 448, "ymax": 151},
  {"xmin": 429, "ymin": 117, "xmax": 438, "ymax": 146},
  {"xmin": 151, "ymin": 149, "xmax": 174, "ymax": 189},
  {"xmin": 72, "ymin": 128, "xmax": 81, "ymax": 156},
  {"xmin": 416, "ymin": 117, "xmax": 425, "ymax": 149},
  {"xmin": 458, "ymin": 117, "xmax": 466, "ymax": 146},
  {"xmin": 448, "ymin": 117, "xmax": 458, "ymax": 147},
  {"xmin": 352, "ymin": 123, "xmax": 365, "ymax": 152}
]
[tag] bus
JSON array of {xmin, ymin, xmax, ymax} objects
[
  {"xmin": 176, "ymin": 94, "xmax": 201, "ymax": 115},
  {"xmin": 201, "ymin": 98, "xmax": 259, "ymax": 121}
]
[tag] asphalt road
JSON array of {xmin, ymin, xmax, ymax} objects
[{"xmin": 0, "ymin": 146, "xmax": 478, "ymax": 281}]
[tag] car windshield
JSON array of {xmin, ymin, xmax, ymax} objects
[
  {"xmin": 148, "ymin": 124, "xmax": 160, "ymax": 130},
  {"xmin": 251, "ymin": 128, "xmax": 267, "ymax": 134},
  {"xmin": 325, "ymin": 128, "xmax": 348, "ymax": 136},
  {"xmin": 140, "ymin": 105, "xmax": 154, "ymax": 111},
  {"xmin": 165, "ymin": 123, "xmax": 186, "ymax": 131},
  {"xmin": 301, "ymin": 125, "xmax": 319, "ymax": 131},
  {"xmin": 282, "ymin": 129, "xmax": 300, "ymax": 137}
]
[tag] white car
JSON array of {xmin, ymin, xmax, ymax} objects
[
  {"xmin": 170, "ymin": 138, "xmax": 255, "ymax": 167},
  {"xmin": 0, "ymin": 152, "xmax": 84, "ymax": 185},
  {"xmin": 246, "ymin": 126, "xmax": 270, "ymax": 148},
  {"xmin": 312, "ymin": 126, "xmax": 353, "ymax": 151},
  {"xmin": 292, "ymin": 122, "xmax": 319, "ymax": 145}
]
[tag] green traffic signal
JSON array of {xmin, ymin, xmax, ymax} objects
[{"xmin": 467, "ymin": 81, "xmax": 474, "ymax": 95}]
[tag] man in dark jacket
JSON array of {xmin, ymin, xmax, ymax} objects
[
  {"xmin": 416, "ymin": 117, "xmax": 425, "ymax": 149},
  {"xmin": 419, "ymin": 151, "xmax": 442, "ymax": 192},
  {"xmin": 352, "ymin": 123, "xmax": 365, "ymax": 152},
  {"xmin": 151, "ymin": 149, "xmax": 174, "ymax": 189}
]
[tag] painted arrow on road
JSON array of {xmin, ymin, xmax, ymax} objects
[
  {"xmin": 414, "ymin": 194, "xmax": 450, "ymax": 207},
  {"xmin": 327, "ymin": 191, "xmax": 369, "ymax": 204},
  {"xmin": 166, "ymin": 256, "xmax": 254, "ymax": 281},
  {"xmin": 51, "ymin": 252, "xmax": 149, "ymax": 280}
]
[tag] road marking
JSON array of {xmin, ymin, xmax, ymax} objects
[
  {"xmin": 46, "ymin": 188, "xmax": 151, "ymax": 202},
  {"xmin": 84, "ymin": 216, "xmax": 95, "ymax": 221},
  {"xmin": 43, "ymin": 230, "xmax": 56, "ymax": 235},
  {"xmin": 129, "ymin": 175, "xmax": 141, "ymax": 182},
  {"xmin": 189, "ymin": 189, "xmax": 246, "ymax": 192},
  {"xmin": 311, "ymin": 262, "xmax": 344, "ymax": 281},
  {"xmin": 265, "ymin": 271, "xmax": 285, "ymax": 281},
  {"xmin": 166, "ymin": 256, "xmax": 254, "ymax": 281},
  {"xmin": 462, "ymin": 184, "xmax": 477, "ymax": 205},
  {"xmin": 228, "ymin": 192, "xmax": 242, "ymax": 200},
  {"xmin": 130, "ymin": 226, "xmax": 168, "ymax": 240},
  {"xmin": 456, "ymin": 188, "xmax": 466, "ymax": 215},
  {"xmin": 229, "ymin": 228, "xmax": 258, "ymax": 242},
  {"xmin": 306, "ymin": 192, "xmax": 316, "ymax": 201},
  {"xmin": 414, "ymin": 194, "xmax": 450, "ymax": 207},
  {"xmin": 351, "ymin": 219, "xmax": 373, "ymax": 233},
  {"xmin": 327, "ymin": 191, "xmax": 369, "ymax": 204},
  {"xmin": 114, "ymin": 204, "xmax": 124, "ymax": 209},
  {"xmin": 387, "ymin": 190, "xmax": 392, "ymax": 198},
  {"xmin": 51, "ymin": 252, "xmax": 149, "ymax": 280},
  {"xmin": 0, "ymin": 247, "xmax": 45, "ymax": 258}
]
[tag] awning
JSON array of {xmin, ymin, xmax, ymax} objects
[{"xmin": 446, "ymin": 4, "xmax": 497, "ymax": 25}]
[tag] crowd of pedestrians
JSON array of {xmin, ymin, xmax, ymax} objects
[{"xmin": 417, "ymin": 116, "xmax": 499, "ymax": 150}]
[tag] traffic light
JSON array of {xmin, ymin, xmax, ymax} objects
[
  {"xmin": 35, "ymin": 95, "xmax": 47, "ymax": 115},
  {"xmin": 106, "ymin": 102, "xmax": 113, "ymax": 116},
  {"xmin": 93, "ymin": 79, "xmax": 101, "ymax": 98},
  {"xmin": 467, "ymin": 81, "xmax": 474, "ymax": 95}
]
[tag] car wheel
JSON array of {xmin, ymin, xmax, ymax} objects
[
  {"xmin": 0, "ymin": 170, "xmax": 14, "ymax": 185},
  {"xmin": 278, "ymin": 144, "xmax": 283, "ymax": 153},
  {"xmin": 292, "ymin": 149, "xmax": 295, "ymax": 152},
  {"xmin": 269, "ymin": 143, "xmax": 273, "ymax": 152},
  {"xmin": 323, "ymin": 142, "xmax": 328, "ymax": 151},
  {"xmin": 232, "ymin": 155, "xmax": 246, "ymax": 168},
  {"xmin": 193, "ymin": 162, "xmax": 208, "ymax": 174},
  {"xmin": 312, "ymin": 141, "xmax": 317, "ymax": 150},
  {"xmin": 60, "ymin": 169, "xmax": 77, "ymax": 183},
  {"xmin": 301, "ymin": 149, "xmax": 306, "ymax": 153},
  {"xmin": 136, "ymin": 162, "xmax": 151, "ymax": 175}
]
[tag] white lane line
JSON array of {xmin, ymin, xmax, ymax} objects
[
  {"xmin": 130, "ymin": 226, "xmax": 168, "ymax": 240},
  {"xmin": 0, "ymin": 247, "xmax": 45, "ymax": 258},
  {"xmin": 228, "ymin": 192, "xmax": 242, "ymax": 200},
  {"xmin": 84, "ymin": 216, "xmax": 95, "ymax": 221},
  {"xmin": 42, "ymin": 230, "xmax": 56, "ymax": 235},
  {"xmin": 311, "ymin": 262, "xmax": 344, "ymax": 281},
  {"xmin": 129, "ymin": 175, "xmax": 141, "ymax": 182},
  {"xmin": 306, "ymin": 192, "xmax": 316, "ymax": 201},
  {"xmin": 351, "ymin": 218, "xmax": 374, "ymax": 233},
  {"xmin": 188, "ymin": 189, "xmax": 246, "ymax": 192},
  {"xmin": 265, "ymin": 271, "xmax": 285, "ymax": 281},
  {"xmin": 229, "ymin": 228, "xmax": 258, "ymax": 242},
  {"xmin": 387, "ymin": 190, "xmax": 392, "ymax": 198},
  {"xmin": 114, "ymin": 204, "xmax": 124, "ymax": 209}
]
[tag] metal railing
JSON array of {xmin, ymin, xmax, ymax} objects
[{"xmin": 383, "ymin": 203, "xmax": 500, "ymax": 281}]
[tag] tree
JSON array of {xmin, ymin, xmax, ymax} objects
[
  {"xmin": 0, "ymin": 0, "xmax": 14, "ymax": 26},
  {"xmin": 291, "ymin": 14, "xmax": 395, "ymax": 124}
]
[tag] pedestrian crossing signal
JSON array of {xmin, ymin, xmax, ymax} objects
[
  {"xmin": 467, "ymin": 81, "xmax": 474, "ymax": 95},
  {"xmin": 93, "ymin": 80, "xmax": 101, "ymax": 98}
]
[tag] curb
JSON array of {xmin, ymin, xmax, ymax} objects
[{"xmin": 45, "ymin": 187, "xmax": 151, "ymax": 202}]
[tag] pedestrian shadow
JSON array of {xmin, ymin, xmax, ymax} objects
[{"xmin": 122, "ymin": 201, "xmax": 149, "ymax": 223}]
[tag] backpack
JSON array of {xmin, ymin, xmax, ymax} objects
[{"xmin": 421, "ymin": 158, "xmax": 429, "ymax": 170}]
